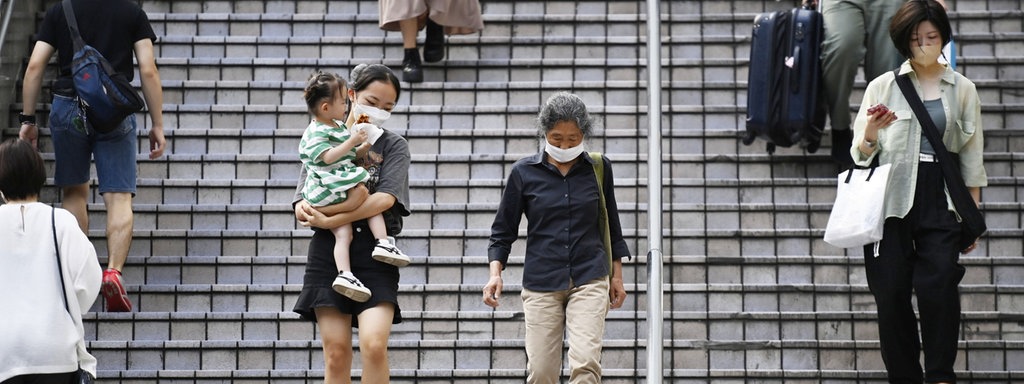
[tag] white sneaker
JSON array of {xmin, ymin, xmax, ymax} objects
[
  {"xmin": 372, "ymin": 238, "xmax": 411, "ymax": 267},
  {"xmin": 332, "ymin": 271, "xmax": 371, "ymax": 302}
]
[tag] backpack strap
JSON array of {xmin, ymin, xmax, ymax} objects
[
  {"xmin": 61, "ymin": 0, "xmax": 86, "ymax": 53},
  {"xmin": 590, "ymin": 152, "xmax": 613, "ymax": 273}
]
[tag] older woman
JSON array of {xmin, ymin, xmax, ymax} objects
[
  {"xmin": 851, "ymin": 1, "xmax": 986, "ymax": 382},
  {"xmin": 291, "ymin": 64, "xmax": 410, "ymax": 384},
  {"xmin": 0, "ymin": 138, "xmax": 101, "ymax": 383},
  {"xmin": 483, "ymin": 92, "xmax": 630, "ymax": 383}
]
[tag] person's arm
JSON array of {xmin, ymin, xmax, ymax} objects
[
  {"xmin": 319, "ymin": 129, "xmax": 367, "ymax": 165},
  {"xmin": 600, "ymin": 156, "xmax": 631, "ymax": 261},
  {"xmin": 19, "ymin": 41, "xmax": 56, "ymax": 148},
  {"xmin": 600, "ymin": 157, "xmax": 629, "ymax": 309},
  {"xmin": 609, "ymin": 259, "xmax": 626, "ymax": 309},
  {"xmin": 134, "ymin": 38, "xmax": 165, "ymax": 159},
  {"xmin": 300, "ymin": 191, "xmax": 395, "ymax": 229},
  {"xmin": 851, "ymin": 78, "xmax": 898, "ymax": 164},
  {"xmin": 482, "ymin": 260, "xmax": 504, "ymax": 308},
  {"xmin": 483, "ymin": 167, "xmax": 524, "ymax": 307}
]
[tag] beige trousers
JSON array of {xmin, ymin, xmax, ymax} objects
[{"xmin": 521, "ymin": 277, "xmax": 610, "ymax": 384}]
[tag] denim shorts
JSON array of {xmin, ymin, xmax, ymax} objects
[{"xmin": 49, "ymin": 94, "xmax": 138, "ymax": 195}]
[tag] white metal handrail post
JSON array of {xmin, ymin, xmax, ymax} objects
[
  {"xmin": 0, "ymin": 0, "xmax": 16, "ymax": 59},
  {"xmin": 644, "ymin": 0, "xmax": 664, "ymax": 382}
]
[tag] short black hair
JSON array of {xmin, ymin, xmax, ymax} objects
[
  {"xmin": 889, "ymin": 0, "xmax": 952, "ymax": 59},
  {"xmin": 0, "ymin": 139, "xmax": 46, "ymax": 201},
  {"xmin": 349, "ymin": 64, "xmax": 402, "ymax": 103}
]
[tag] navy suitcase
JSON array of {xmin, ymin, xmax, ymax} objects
[{"xmin": 743, "ymin": 6, "xmax": 826, "ymax": 154}]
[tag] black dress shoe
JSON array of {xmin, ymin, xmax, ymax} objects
[
  {"xmin": 402, "ymin": 48, "xmax": 423, "ymax": 83},
  {"xmin": 423, "ymin": 19, "xmax": 445, "ymax": 63}
]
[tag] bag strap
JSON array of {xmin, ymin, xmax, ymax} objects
[
  {"xmin": 52, "ymin": 205, "xmax": 88, "ymax": 372},
  {"xmin": 590, "ymin": 152, "xmax": 613, "ymax": 273},
  {"xmin": 892, "ymin": 69, "xmax": 971, "ymax": 192},
  {"xmin": 53, "ymin": 205, "xmax": 72, "ymax": 314},
  {"xmin": 61, "ymin": 0, "xmax": 86, "ymax": 53}
]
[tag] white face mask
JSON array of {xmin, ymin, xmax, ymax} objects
[
  {"xmin": 911, "ymin": 44, "xmax": 942, "ymax": 67},
  {"xmin": 545, "ymin": 142, "xmax": 585, "ymax": 163},
  {"xmin": 351, "ymin": 101, "xmax": 391, "ymax": 126}
]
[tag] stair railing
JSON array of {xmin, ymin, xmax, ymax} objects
[
  {"xmin": 645, "ymin": 0, "xmax": 664, "ymax": 382},
  {"xmin": 0, "ymin": 0, "xmax": 15, "ymax": 59}
]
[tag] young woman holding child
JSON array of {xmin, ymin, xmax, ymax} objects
[{"xmin": 292, "ymin": 64, "xmax": 411, "ymax": 384}]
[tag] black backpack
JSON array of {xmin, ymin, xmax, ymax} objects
[{"xmin": 62, "ymin": 0, "xmax": 145, "ymax": 133}]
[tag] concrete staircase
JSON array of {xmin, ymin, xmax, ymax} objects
[{"xmin": 3, "ymin": 0, "xmax": 1024, "ymax": 382}]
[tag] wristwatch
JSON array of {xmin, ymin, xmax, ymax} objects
[
  {"xmin": 19, "ymin": 113, "xmax": 36, "ymax": 125},
  {"xmin": 864, "ymin": 139, "xmax": 876, "ymax": 148}
]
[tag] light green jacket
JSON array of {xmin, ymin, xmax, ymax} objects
[{"xmin": 851, "ymin": 60, "xmax": 987, "ymax": 220}]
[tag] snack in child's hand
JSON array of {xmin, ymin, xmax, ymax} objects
[
  {"xmin": 867, "ymin": 103, "xmax": 890, "ymax": 116},
  {"xmin": 357, "ymin": 114, "xmax": 371, "ymax": 124}
]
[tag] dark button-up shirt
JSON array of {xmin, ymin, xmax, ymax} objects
[{"xmin": 488, "ymin": 152, "xmax": 630, "ymax": 292}]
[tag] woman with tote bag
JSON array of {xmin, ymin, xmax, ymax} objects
[{"xmin": 849, "ymin": 1, "xmax": 986, "ymax": 382}]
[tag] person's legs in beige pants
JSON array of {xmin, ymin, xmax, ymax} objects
[
  {"xmin": 522, "ymin": 278, "xmax": 610, "ymax": 384},
  {"xmin": 565, "ymin": 278, "xmax": 610, "ymax": 384}
]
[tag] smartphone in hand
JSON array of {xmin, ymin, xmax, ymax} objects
[{"xmin": 867, "ymin": 103, "xmax": 890, "ymax": 116}]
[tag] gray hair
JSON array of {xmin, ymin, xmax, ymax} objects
[{"xmin": 537, "ymin": 92, "xmax": 594, "ymax": 137}]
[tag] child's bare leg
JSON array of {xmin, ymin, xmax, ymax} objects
[
  {"xmin": 330, "ymin": 223, "xmax": 372, "ymax": 302},
  {"xmin": 330, "ymin": 224, "xmax": 355, "ymax": 272},
  {"xmin": 368, "ymin": 214, "xmax": 410, "ymax": 267},
  {"xmin": 367, "ymin": 214, "xmax": 388, "ymax": 241}
]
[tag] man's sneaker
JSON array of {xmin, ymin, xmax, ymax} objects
[
  {"xmin": 101, "ymin": 269, "xmax": 132, "ymax": 312},
  {"xmin": 332, "ymin": 271, "xmax": 371, "ymax": 302},
  {"xmin": 372, "ymin": 238, "xmax": 410, "ymax": 267}
]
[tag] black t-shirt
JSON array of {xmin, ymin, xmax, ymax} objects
[{"xmin": 36, "ymin": 0, "xmax": 156, "ymax": 88}]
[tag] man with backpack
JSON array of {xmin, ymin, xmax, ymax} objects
[{"xmin": 19, "ymin": 0, "xmax": 165, "ymax": 312}]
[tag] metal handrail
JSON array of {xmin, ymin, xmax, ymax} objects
[{"xmin": 0, "ymin": 0, "xmax": 15, "ymax": 59}]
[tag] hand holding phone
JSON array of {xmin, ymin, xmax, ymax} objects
[{"xmin": 867, "ymin": 103, "xmax": 890, "ymax": 116}]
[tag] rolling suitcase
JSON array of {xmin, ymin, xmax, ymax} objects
[{"xmin": 743, "ymin": 5, "xmax": 826, "ymax": 154}]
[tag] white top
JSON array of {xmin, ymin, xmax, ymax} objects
[{"xmin": 0, "ymin": 202, "xmax": 101, "ymax": 381}]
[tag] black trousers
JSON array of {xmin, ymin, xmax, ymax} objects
[
  {"xmin": 1, "ymin": 372, "xmax": 76, "ymax": 384},
  {"xmin": 863, "ymin": 162, "xmax": 965, "ymax": 384}
]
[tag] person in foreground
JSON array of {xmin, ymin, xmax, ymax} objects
[
  {"xmin": 20, "ymin": 0, "xmax": 166, "ymax": 312},
  {"xmin": 851, "ymin": 1, "xmax": 986, "ymax": 382},
  {"xmin": 0, "ymin": 138, "xmax": 101, "ymax": 383},
  {"xmin": 298, "ymin": 71, "xmax": 409, "ymax": 303},
  {"xmin": 292, "ymin": 64, "xmax": 411, "ymax": 384},
  {"xmin": 483, "ymin": 92, "xmax": 630, "ymax": 384}
]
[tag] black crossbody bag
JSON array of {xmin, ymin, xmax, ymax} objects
[{"xmin": 893, "ymin": 70, "xmax": 986, "ymax": 251}]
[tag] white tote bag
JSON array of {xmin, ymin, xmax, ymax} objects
[{"xmin": 823, "ymin": 163, "xmax": 891, "ymax": 248}]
